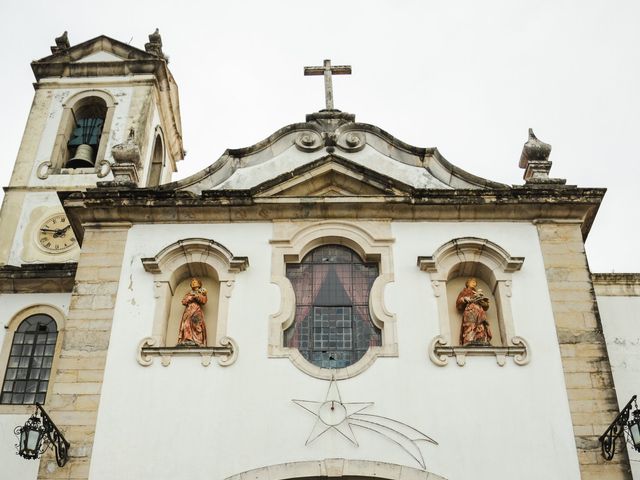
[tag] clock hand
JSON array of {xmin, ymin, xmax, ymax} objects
[
  {"xmin": 53, "ymin": 224, "xmax": 72, "ymax": 237},
  {"xmin": 41, "ymin": 225, "xmax": 71, "ymax": 237}
]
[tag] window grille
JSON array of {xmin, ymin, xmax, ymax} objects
[
  {"xmin": 68, "ymin": 117, "xmax": 104, "ymax": 148},
  {"xmin": 1, "ymin": 314, "xmax": 58, "ymax": 405},
  {"xmin": 284, "ymin": 245, "xmax": 381, "ymax": 368}
]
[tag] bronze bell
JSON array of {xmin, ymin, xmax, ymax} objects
[{"xmin": 66, "ymin": 144, "xmax": 95, "ymax": 168}]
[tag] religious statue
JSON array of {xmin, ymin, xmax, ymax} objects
[
  {"xmin": 456, "ymin": 278, "xmax": 492, "ymax": 346},
  {"xmin": 177, "ymin": 278, "xmax": 208, "ymax": 347}
]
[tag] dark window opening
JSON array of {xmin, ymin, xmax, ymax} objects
[
  {"xmin": 66, "ymin": 100, "xmax": 107, "ymax": 168},
  {"xmin": 284, "ymin": 245, "xmax": 381, "ymax": 368},
  {"xmin": 1, "ymin": 314, "xmax": 58, "ymax": 405},
  {"xmin": 147, "ymin": 135, "xmax": 164, "ymax": 187}
]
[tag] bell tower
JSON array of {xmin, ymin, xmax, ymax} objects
[{"xmin": 0, "ymin": 30, "xmax": 184, "ymax": 267}]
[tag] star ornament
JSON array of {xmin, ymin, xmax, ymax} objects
[
  {"xmin": 293, "ymin": 377, "xmax": 438, "ymax": 470},
  {"xmin": 292, "ymin": 377, "xmax": 373, "ymax": 446}
]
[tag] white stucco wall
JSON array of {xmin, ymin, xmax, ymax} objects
[
  {"xmin": 0, "ymin": 292, "xmax": 70, "ymax": 480},
  {"xmin": 598, "ymin": 293, "xmax": 640, "ymax": 478},
  {"xmin": 89, "ymin": 221, "xmax": 580, "ymax": 480},
  {"xmin": 0, "ymin": 412, "xmax": 41, "ymax": 480}
]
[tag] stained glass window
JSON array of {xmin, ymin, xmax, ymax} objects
[
  {"xmin": 1, "ymin": 314, "xmax": 58, "ymax": 405},
  {"xmin": 284, "ymin": 244, "xmax": 381, "ymax": 368}
]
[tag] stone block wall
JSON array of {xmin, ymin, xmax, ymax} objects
[
  {"xmin": 38, "ymin": 224, "xmax": 129, "ymax": 480},
  {"xmin": 537, "ymin": 222, "xmax": 631, "ymax": 480}
]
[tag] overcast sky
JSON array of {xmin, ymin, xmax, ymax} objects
[{"xmin": 0, "ymin": 1, "xmax": 638, "ymax": 271}]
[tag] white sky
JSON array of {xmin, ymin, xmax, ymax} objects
[{"xmin": 0, "ymin": 0, "xmax": 638, "ymax": 271}]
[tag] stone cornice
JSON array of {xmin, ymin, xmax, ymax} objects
[
  {"xmin": 60, "ymin": 187, "xmax": 605, "ymax": 244},
  {"xmin": 31, "ymin": 59, "xmax": 168, "ymax": 81},
  {"xmin": 592, "ymin": 273, "xmax": 640, "ymax": 296},
  {"xmin": 0, "ymin": 263, "xmax": 77, "ymax": 293}
]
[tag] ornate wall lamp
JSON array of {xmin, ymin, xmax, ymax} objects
[
  {"xmin": 600, "ymin": 395, "xmax": 640, "ymax": 460},
  {"xmin": 14, "ymin": 403, "xmax": 70, "ymax": 467}
]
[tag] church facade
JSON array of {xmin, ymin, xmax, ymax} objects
[{"xmin": 0, "ymin": 32, "xmax": 637, "ymax": 480}]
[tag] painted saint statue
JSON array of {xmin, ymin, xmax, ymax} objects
[
  {"xmin": 177, "ymin": 278, "xmax": 208, "ymax": 347},
  {"xmin": 456, "ymin": 277, "xmax": 492, "ymax": 346}
]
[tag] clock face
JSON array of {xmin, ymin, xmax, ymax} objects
[{"xmin": 37, "ymin": 214, "xmax": 77, "ymax": 253}]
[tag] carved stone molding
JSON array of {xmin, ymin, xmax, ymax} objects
[
  {"xmin": 429, "ymin": 335, "xmax": 530, "ymax": 367},
  {"xmin": 269, "ymin": 220, "xmax": 397, "ymax": 379},
  {"xmin": 336, "ymin": 131, "xmax": 366, "ymax": 152},
  {"xmin": 137, "ymin": 336, "xmax": 238, "ymax": 367},
  {"xmin": 37, "ymin": 159, "xmax": 111, "ymax": 180},
  {"xmin": 293, "ymin": 129, "xmax": 366, "ymax": 154},
  {"xmin": 109, "ymin": 162, "xmax": 139, "ymax": 185},
  {"xmin": 294, "ymin": 131, "xmax": 323, "ymax": 152},
  {"xmin": 96, "ymin": 159, "xmax": 112, "ymax": 178},
  {"xmin": 37, "ymin": 161, "xmax": 53, "ymax": 180}
]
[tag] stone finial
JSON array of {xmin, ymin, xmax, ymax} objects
[
  {"xmin": 519, "ymin": 128, "xmax": 566, "ymax": 186},
  {"xmin": 109, "ymin": 128, "xmax": 141, "ymax": 185},
  {"xmin": 144, "ymin": 28, "xmax": 164, "ymax": 58},
  {"xmin": 519, "ymin": 128, "xmax": 551, "ymax": 168},
  {"xmin": 50, "ymin": 31, "xmax": 70, "ymax": 54}
]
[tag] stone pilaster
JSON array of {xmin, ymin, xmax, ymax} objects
[
  {"xmin": 537, "ymin": 222, "xmax": 631, "ymax": 480},
  {"xmin": 37, "ymin": 223, "xmax": 130, "ymax": 480}
]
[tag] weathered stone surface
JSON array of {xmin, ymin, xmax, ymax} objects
[
  {"xmin": 56, "ymin": 354, "xmax": 107, "ymax": 371},
  {"xmin": 52, "ymin": 382, "xmax": 102, "ymax": 395},
  {"xmin": 62, "ymin": 330, "xmax": 111, "ymax": 352},
  {"xmin": 62, "ymin": 187, "xmax": 605, "ymax": 241},
  {"xmin": 537, "ymin": 222, "xmax": 632, "ymax": 479},
  {"xmin": 0, "ymin": 262, "xmax": 76, "ymax": 293},
  {"xmin": 557, "ymin": 329, "xmax": 605, "ymax": 344},
  {"xmin": 593, "ymin": 273, "xmax": 640, "ymax": 296},
  {"xmin": 38, "ymin": 226, "xmax": 129, "ymax": 480}
]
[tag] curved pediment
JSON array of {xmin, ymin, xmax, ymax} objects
[{"xmin": 167, "ymin": 110, "xmax": 508, "ymax": 197}]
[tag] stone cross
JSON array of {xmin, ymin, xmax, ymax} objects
[{"xmin": 304, "ymin": 59, "xmax": 352, "ymax": 110}]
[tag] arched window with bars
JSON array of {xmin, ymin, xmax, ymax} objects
[
  {"xmin": 65, "ymin": 99, "xmax": 107, "ymax": 168},
  {"xmin": 1, "ymin": 314, "xmax": 58, "ymax": 405},
  {"xmin": 284, "ymin": 244, "xmax": 381, "ymax": 369},
  {"xmin": 46, "ymin": 90, "xmax": 116, "ymax": 174}
]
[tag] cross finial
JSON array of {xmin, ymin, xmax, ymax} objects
[{"xmin": 304, "ymin": 59, "xmax": 352, "ymax": 110}]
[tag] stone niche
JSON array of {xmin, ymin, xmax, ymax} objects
[
  {"xmin": 418, "ymin": 237, "xmax": 530, "ymax": 367},
  {"xmin": 137, "ymin": 238, "xmax": 248, "ymax": 367}
]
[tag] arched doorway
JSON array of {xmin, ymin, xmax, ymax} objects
[{"xmin": 224, "ymin": 459, "xmax": 446, "ymax": 480}]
